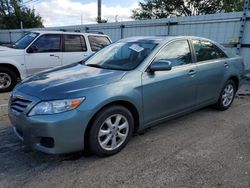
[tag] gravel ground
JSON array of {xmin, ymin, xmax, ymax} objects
[
  {"xmin": 0, "ymin": 92, "xmax": 8, "ymax": 122},
  {"xmin": 0, "ymin": 83, "xmax": 249, "ymax": 188}
]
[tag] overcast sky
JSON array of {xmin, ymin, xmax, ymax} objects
[{"xmin": 24, "ymin": 0, "xmax": 140, "ymax": 27}]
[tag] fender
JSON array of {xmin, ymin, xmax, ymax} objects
[{"xmin": 0, "ymin": 58, "xmax": 27, "ymax": 79}]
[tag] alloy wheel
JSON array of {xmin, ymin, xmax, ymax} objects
[
  {"xmin": 98, "ymin": 114, "xmax": 129, "ymax": 151},
  {"xmin": 0, "ymin": 73, "xmax": 11, "ymax": 89},
  {"xmin": 221, "ymin": 84, "xmax": 234, "ymax": 107}
]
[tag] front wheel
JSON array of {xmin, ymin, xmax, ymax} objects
[
  {"xmin": 215, "ymin": 80, "xmax": 236, "ymax": 111},
  {"xmin": 0, "ymin": 67, "xmax": 18, "ymax": 92},
  {"xmin": 88, "ymin": 105, "xmax": 134, "ymax": 157}
]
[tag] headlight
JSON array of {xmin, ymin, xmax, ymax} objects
[{"xmin": 28, "ymin": 98, "xmax": 85, "ymax": 116}]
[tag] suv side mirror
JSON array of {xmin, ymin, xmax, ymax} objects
[
  {"xmin": 27, "ymin": 45, "xmax": 38, "ymax": 53},
  {"xmin": 149, "ymin": 60, "xmax": 172, "ymax": 72}
]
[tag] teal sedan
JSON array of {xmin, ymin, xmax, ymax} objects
[{"xmin": 8, "ymin": 36, "xmax": 245, "ymax": 156}]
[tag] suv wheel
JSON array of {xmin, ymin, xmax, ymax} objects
[
  {"xmin": 88, "ymin": 105, "xmax": 134, "ymax": 157},
  {"xmin": 0, "ymin": 67, "xmax": 18, "ymax": 92},
  {"xmin": 215, "ymin": 80, "xmax": 236, "ymax": 111}
]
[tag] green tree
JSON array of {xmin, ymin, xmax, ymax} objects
[
  {"xmin": 223, "ymin": 0, "xmax": 249, "ymax": 12},
  {"xmin": 131, "ymin": 0, "xmax": 248, "ymax": 20},
  {"xmin": 183, "ymin": 0, "xmax": 222, "ymax": 16},
  {"xmin": 0, "ymin": 0, "xmax": 43, "ymax": 29},
  {"xmin": 96, "ymin": 17, "xmax": 108, "ymax": 23},
  {"xmin": 132, "ymin": 0, "xmax": 180, "ymax": 19}
]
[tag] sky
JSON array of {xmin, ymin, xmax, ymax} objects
[{"xmin": 24, "ymin": 0, "xmax": 140, "ymax": 27}]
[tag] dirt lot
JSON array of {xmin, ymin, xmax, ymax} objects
[{"xmin": 0, "ymin": 85, "xmax": 250, "ymax": 188}]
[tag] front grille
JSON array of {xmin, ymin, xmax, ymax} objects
[{"xmin": 11, "ymin": 97, "xmax": 32, "ymax": 113}]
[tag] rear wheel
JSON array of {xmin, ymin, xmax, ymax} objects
[
  {"xmin": 88, "ymin": 105, "xmax": 134, "ymax": 157},
  {"xmin": 0, "ymin": 67, "xmax": 18, "ymax": 92},
  {"xmin": 215, "ymin": 80, "xmax": 236, "ymax": 111}
]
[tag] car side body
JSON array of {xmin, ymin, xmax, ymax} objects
[{"xmin": 8, "ymin": 36, "xmax": 245, "ymax": 156}]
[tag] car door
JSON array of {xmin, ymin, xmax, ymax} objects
[
  {"xmin": 25, "ymin": 34, "xmax": 62, "ymax": 76},
  {"xmin": 62, "ymin": 34, "xmax": 91, "ymax": 65},
  {"xmin": 142, "ymin": 40, "xmax": 197, "ymax": 124},
  {"xmin": 191, "ymin": 40, "xmax": 228, "ymax": 105}
]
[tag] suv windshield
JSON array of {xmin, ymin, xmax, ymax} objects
[
  {"xmin": 12, "ymin": 32, "xmax": 39, "ymax": 49},
  {"xmin": 85, "ymin": 41, "xmax": 158, "ymax": 71}
]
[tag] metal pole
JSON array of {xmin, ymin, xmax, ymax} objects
[
  {"xmin": 20, "ymin": 20, "xmax": 24, "ymax": 36},
  {"xmin": 120, "ymin": 24, "xmax": 125, "ymax": 39},
  {"xmin": 167, "ymin": 21, "xmax": 170, "ymax": 35},
  {"xmin": 9, "ymin": 32, "xmax": 12, "ymax": 43},
  {"xmin": 236, "ymin": 0, "xmax": 249, "ymax": 55},
  {"xmin": 85, "ymin": 27, "xmax": 89, "ymax": 33}
]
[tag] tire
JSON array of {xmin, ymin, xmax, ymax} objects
[
  {"xmin": 215, "ymin": 80, "xmax": 236, "ymax": 111},
  {"xmin": 88, "ymin": 105, "xmax": 134, "ymax": 157},
  {"xmin": 0, "ymin": 67, "xmax": 18, "ymax": 92}
]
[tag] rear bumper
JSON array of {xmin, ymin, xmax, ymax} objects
[{"xmin": 9, "ymin": 108, "xmax": 92, "ymax": 154}]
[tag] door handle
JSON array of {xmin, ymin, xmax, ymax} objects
[
  {"xmin": 224, "ymin": 62, "xmax": 229, "ymax": 68},
  {"xmin": 50, "ymin": 54, "xmax": 60, "ymax": 59},
  {"xmin": 188, "ymin": 69, "xmax": 196, "ymax": 76}
]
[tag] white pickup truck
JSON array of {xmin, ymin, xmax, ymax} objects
[{"xmin": 0, "ymin": 31, "xmax": 111, "ymax": 92}]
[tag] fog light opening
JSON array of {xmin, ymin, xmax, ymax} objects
[{"xmin": 40, "ymin": 137, "xmax": 54, "ymax": 148}]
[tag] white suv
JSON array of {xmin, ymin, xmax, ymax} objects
[{"xmin": 0, "ymin": 31, "xmax": 111, "ymax": 92}]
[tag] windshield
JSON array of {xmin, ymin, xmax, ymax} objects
[
  {"xmin": 85, "ymin": 41, "xmax": 158, "ymax": 71},
  {"xmin": 12, "ymin": 32, "xmax": 39, "ymax": 49}
]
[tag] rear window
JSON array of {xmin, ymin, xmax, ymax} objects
[
  {"xmin": 88, "ymin": 35, "xmax": 111, "ymax": 52},
  {"xmin": 192, "ymin": 40, "xmax": 227, "ymax": 62},
  {"xmin": 64, "ymin": 35, "xmax": 87, "ymax": 52}
]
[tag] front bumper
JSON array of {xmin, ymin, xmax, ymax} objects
[{"xmin": 9, "ymin": 108, "xmax": 92, "ymax": 154}]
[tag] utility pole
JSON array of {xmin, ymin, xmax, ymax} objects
[{"xmin": 97, "ymin": 0, "xmax": 101, "ymax": 22}]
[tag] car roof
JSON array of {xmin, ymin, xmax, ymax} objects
[
  {"xmin": 118, "ymin": 36, "xmax": 215, "ymax": 44},
  {"xmin": 30, "ymin": 30, "xmax": 109, "ymax": 37}
]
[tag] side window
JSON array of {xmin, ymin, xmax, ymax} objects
[
  {"xmin": 31, "ymin": 34, "xmax": 61, "ymax": 53},
  {"xmin": 64, "ymin": 35, "xmax": 87, "ymax": 52},
  {"xmin": 192, "ymin": 40, "xmax": 227, "ymax": 62},
  {"xmin": 88, "ymin": 36, "xmax": 111, "ymax": 52},
  {"xmin": 154, "ymin": 40, "xmax": 192, "ymax": 67}
]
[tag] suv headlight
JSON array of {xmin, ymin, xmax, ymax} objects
[{"xmin": 28, "ymin": 98, "xmax": 85, "ymax": 116}]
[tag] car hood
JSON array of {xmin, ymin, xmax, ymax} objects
[
  {"xmin": 0, "ymin": 45, "xmax": 9, "ymax": 50},
  {"xmin": 15, "ymin": 63, "xmax": 126, "ymax": 100},
  {"xmin": 0, "ymin": 46, "xmax": 23, "ymax": 56}
]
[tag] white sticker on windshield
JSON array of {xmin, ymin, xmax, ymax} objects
[
  {"xmin": 29, "ymin": 33, "xmax": 37, "ymax": 38},
  {"xmin": 129, "ymin": 44, "xmax": 144, "ymax": 53}
]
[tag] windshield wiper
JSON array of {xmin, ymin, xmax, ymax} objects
[{"xmin": 86, "ymin": 64, "xmax": 105, "ymax": 69}]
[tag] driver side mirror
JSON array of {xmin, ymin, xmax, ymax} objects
[
  {"xmin": 148, "ymin": 60, "xmax": 172, "ymax": 72},
  {"xmin": 27, "ymin": 45, "xmax": 38, "ymax": 53}
]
